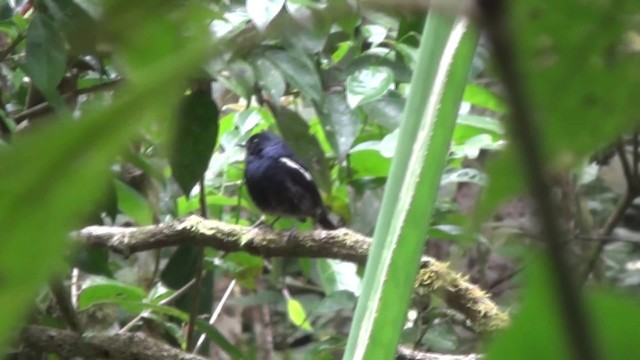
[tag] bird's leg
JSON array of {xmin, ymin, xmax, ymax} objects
[
  {"xmin": 251, "ymin": 216, "xmax": 273, "ymax": 229},
  {"xmin": 285, "ymin": 228, "xmax": 297, "ymax": 243}
]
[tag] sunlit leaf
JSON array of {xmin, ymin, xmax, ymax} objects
[
  {"xmin": 316, "ymin": 92, "xmax": 362, "ymax": 161},
  {"xmin": 346, "ymin": 66, "xmax": 394, "ymax": 108},
  {"xmin": 246, "ymin": 0, "xmax": 285, "ymax": 31},
  {"xmin": 287, "ymin": 297, "xmax": 313, "ymax": 331}
]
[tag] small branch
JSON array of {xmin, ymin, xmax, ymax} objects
[
  {"xmin": 0, "ymin": 32, "xmax": 26, "ymax": 62},
  {"xmin": 633, "ymin": 132, "xmax": 639, "ymax": 177},
  {"xmin": 13, "ymin": 78, "xmax": 123, "ymax": 123},
  {"xmin": 616, "ymin": 141, "xmax": 634, "ymax": 186},
  {"xmin": 193, "ymin": 279, "xmax": 237, "ymax": 354},
  {"xmin": 74, "ymin": 215, "xmax": 510, "ymax": 332},
  {"xmin": 21, "ymin": 325, "xmax": 208, "ymax": 360},
  {"xmin": 581, "ymin": 190, "xmax": 636, "ymax": 282},
  {"xmin": 187, "ymin": 178, "xmax": 208, "ymax": 350},
  {"xmin": 48, "ymin": 279, "xmax": 82, "ymax": 332},
  {"xmin": 581, "ymin": 140, "xmax": 640, "ymax": 281},
  {"xmin": 119, "ymin": 277, "xmax": 197, "ymax": 333}
]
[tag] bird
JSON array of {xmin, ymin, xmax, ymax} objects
[{"xmin": 243, "ymin": 131, "xmax": 337, "ymax": 230}]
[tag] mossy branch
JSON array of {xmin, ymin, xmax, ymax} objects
[{"xmin": 74, "ymin": 215, "xmax": 510, "ymax": 333}]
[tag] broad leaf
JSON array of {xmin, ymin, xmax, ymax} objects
[{"xmin": 169, "ymin": 89, "xmax": 220, "ymax": 196}]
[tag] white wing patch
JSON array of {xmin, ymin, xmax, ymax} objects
[{"xmin": 279, "ymin": 157, "xmax": 313, "ymax": 181}]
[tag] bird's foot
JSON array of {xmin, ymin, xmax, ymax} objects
[{"xmin": 284, "ymin": 228, "xmax": 297, "ymax": 243}]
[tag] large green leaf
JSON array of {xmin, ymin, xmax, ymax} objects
[
  {"xmin": 316, "ymin": 92, "xmax": 363, "ymax": 162},
  {"xmin": 170, "ymin": 89, "xmax": 220, "ymax": 196},
  {"xmin": 487, "ymin": 256, "xmax": 640, "ymax": 360},
  {"xmin": 0, "ymin": 4, "xmax": 212, "ymax": 351},
  {"xmin": 346, "ymin": 66, "xmax": 394, "ymax": 108},
  {"xmin": 263, "ymin": 48, "xmax": 323, "ymax": 101},
  {"xmin": 114, "ymin": 179, "xmax": 154, "ymax": 226},
  {"xmin": 252, "ymin": 57, "xmax": 286, "ymax": 103},
  {"xmin": 480, "ymin": 0, "xmax": 640, "ymax": 219},
  {"xmin": 23, "ymin": 12, "xmax": 67, "ymax": 109},
  {"xmin": 77, "ymin": 277, "xmax": 146, "ymax": 310},
  {"xmin": 160, "ymin": 245, "xmax": 214, "ymax": 315}
]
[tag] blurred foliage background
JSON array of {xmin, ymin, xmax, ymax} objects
[{"xmin": 0, "ymin": 0, "xmax": 639, "ymax": 359}]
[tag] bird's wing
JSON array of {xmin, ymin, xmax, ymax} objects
[{"xmin": 277, "ymin": 156, "xmax": 324, "ymax": 215}]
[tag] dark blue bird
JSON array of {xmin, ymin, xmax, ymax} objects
[{"xmin": 243, "ymin": 131, "xmax": 337, "ymax": 230}]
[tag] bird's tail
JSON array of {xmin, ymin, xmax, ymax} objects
[{"xmin": 316, "ymin": 210, "xmax": 338, "ymax": 230}]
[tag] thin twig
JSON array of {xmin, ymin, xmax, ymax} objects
[
  {"xmin": 119, "ymin": 278, "xmax": 197, "ymax": 333},
  {"xmin": 477, "ymin": 1, "xmax": 599, "ymax": 359},
  {"xmin": 49, "ymin": 279, "xmax": 82, "ymax": 332},
  {"xmin": 581, "ymin": 190, "xmax": 636, "ymax": 282},
  {"xmin": 13, "ymin": 78, "xmax": 123, "ymax": 123},
  {"xmin": 193, "ymin": 279, "xmax": 237, "ymax": 354},
  {"xmin": 633, "ymin": 132, "xmax": 639, "ymax": 177},
  {"xmin": 616, "ymin": 140, "xmax": 634, "ymax": 185},
  {"xmin": 186, "ymin": 178, "xmax": 208, "ymax": 350},
  {"xmin": 0, "ymin": 32, "xmax": 26, "ymax": 62}
]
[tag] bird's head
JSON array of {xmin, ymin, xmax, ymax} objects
[{"xmin": 245, "ymin": 131, "xmax": 285, "ymax": 157}]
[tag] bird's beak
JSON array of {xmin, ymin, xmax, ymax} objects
[{"xmin": 238, "ymin": 142, "xmax": 247, "ymax": 148}]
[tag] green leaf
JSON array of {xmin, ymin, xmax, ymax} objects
[
  {"xmin": 77, "ymin": 277, "xmax": 146, "ymax": 310},
  {"xmin": 246, "ymin": 0, "xmax": 285, "ymax": 31},
  {"xmin": 272, "ymin": 105, "xmax": 331, "ymax": 192},
  {"xmin": 316, "ymin": 92, "xmax": 362, "ymax": 161},
  {"xmin": 463, "ymin": 84, "xmax": 505, "ymax": 113},
  {"xmin": 481, "ymin": 1, "xmax": 640, "ymax": 219},
  {"xmin": 362, "ymin": 24, "xmax": 387, "ymax": 47},
  {"xmin": 263, "ymin": 48, "xmax": 323, "ymax": 101},
  {"xmin": 486, "ymin": 256, "xmax": 640, "ymax": 360},
  {"xmin": 456, "ymin": 114, "xmax": 504, "ymax": 135},
  {"xmin": 218, "ymin": 60, "xmax": 256, "ymax": 100},
  {"xmin": 441, "ymin": 168, "xmax": 487, "ymax": 186},
  {"xmin": 349, "ymin": 147, "xmax": 391, "ymax": 179},
  {"xmin": 169, "ymin": 89, "xmax": 220, "ymax": 195},
  {"xmin": 113, "ymin": 179, "xmax": 154, "ymax": 225},
  {"xmin": 253, "ymin": 57, "xmax": 286, "ymax": 103},
  {"xmin": 41, "ymin": 0, "xmax": 99, "ymax": 54},
  {"xmin": 0, "ymin": 37, "xmax": 208, "ymax": 355},
  {"xmin": 160, "ymin": 245, "xmax": 214, "ymax": 316},
  {"xmin": 361, "ymin": 91, "xmax": 406, "ymax": 130},
  {"xmin": 234, "ymin": 109, "xmax": 263, "ymax": 135},
  {"xmin": 23, "ymin": 12, "xmax": 67, "ymax": 109},
  {"xmin": 315, "ymin": 259, "xmax": 361, "ymax": 295},
  {"xmin": 287, "ymin": 297, "xmax": 313, "ymax": 331},
  {"xmin": 73, "ymin": 247, "xmax": 112, "ymax": 277},
  {"xmin": 346, "ymin": 66, "xmax": 394, "ymax": 108},
  {"xmin": 217, "ymin": 252, "xmax": 264, "ymax": 290}
]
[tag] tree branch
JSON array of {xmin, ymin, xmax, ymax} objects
[
  {"xmin": 19, "ymin": 325, "xmax": 478, "ymax": 360},
  {"xmin": 397, "ymin": 346, "xmax": 482, "ymax": 360},
  {"xmin": 74, "ymin": 215, "xmax": 510, "ymax": 333},
  {"xmin": 21, "ymin": 325, "xmax": 208, "ymax": 360}
]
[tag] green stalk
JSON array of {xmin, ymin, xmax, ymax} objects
[{"xmin": 342, "ymin": 14, "xmax": 479, "ymax": 360}]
